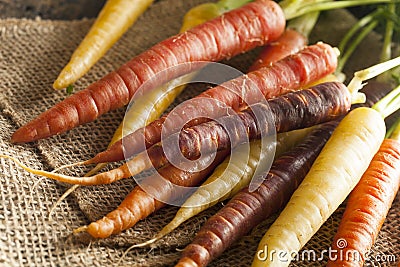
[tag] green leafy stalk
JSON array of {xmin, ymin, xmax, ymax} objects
[
  {"xmin": 282, "ymin": 0, "xmax": 396, "ymax": 20},
  {"xmin": 287, "ymin": 10, "xmax": 320, "ymax": 38},
  {"xmin": 372, "ymin": 83, "xmax": 400, "ymax": 118},
  {"xmin": 216, "ymin": 0, "xmax": 253, "ymax": 12},
  {"xmin": 337, "ymin": 20, "xmax": 379, "ymax": 75},
  {"xmin": 378, "ymin": 3, "xmax": 397, "ymax": 82},
  {"xmin": 386, "ymin": 116, "xmax": 400, "ymax": 140},
  {"xmin": 66, "ymin": 84, "xmax": 74, "ymax": 95}
]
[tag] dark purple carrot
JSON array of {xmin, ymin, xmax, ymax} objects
[
  {"xmin": 175, "ymin": 120, "xmax": 339, "ymax": 267},
  {"xmin": 11, "ymin": 0, "xmax": 285, "ymax": 143},
  {"xmin": 3, "ymin": 81, "xmax": 351, "ymax": 186},
  {"xmin": 89, "ymin": 42, "xmax": 339, "ymax": 164}
]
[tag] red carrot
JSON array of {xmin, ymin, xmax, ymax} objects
[
  {"xmin": 11, "ymin": 0, "xmax": 285, "ymax": 143},
  {"xmin": 248, "ymin": 29, "xmax": 307, "ymax": 72},
  {"xmin": 89, "ymin": 42, "xmax": 338, "ymax": 164},
  {"xmin": 327, "ymin": 127, "xmax": 400, "ymax": 266},
  {"xmin": 175, "ymin": 120, "xmax": 339, "ymax": 267}
]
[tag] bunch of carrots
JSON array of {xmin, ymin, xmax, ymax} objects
[{"xmin": 2, "ymin": 0, "xmax": 400, "ymax": 266}]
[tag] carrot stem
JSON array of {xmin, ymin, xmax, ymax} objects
[
  {"xmin": 386, "ymin": 115, "xmax": 400, "ymax": 140},
  {"xmin": 336, "ymin": 11, "xmax": 381, "ymax": 74},
  {"xmin": 338, "ymin": 9, "xmax": 382, "ymax": 58},
  {"xmin": 378, "ymin": 3, "xmax": 397, "ymax": 83},
  {"xmin": 287, "ymin": 10, "xmax": 320, "ymax": 38},
  {"xmin": 372, "ymin": 83, "xmax": 400, "ymax": 118},
  {"xmin": 282, "ymin": 0, "xmax": 394, "ymax": 20},
  {"xmin": 347, "ymin": 55, "xmax": 400, "ymax": 101},
  {"xmin": 216, "ymin": 0, "xmax": 253, "ymax": 12}
]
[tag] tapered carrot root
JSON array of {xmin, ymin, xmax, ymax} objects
[
  {"xmin": 90, "ymin": 42, "xmax": 339, "ymax": 164},
  {"xmin": 175, "ymin": 121, "xmax": 339, "ymax": 267},
  {"xmin": 53, "ymin": 0, "xmax": 154, "ymax": 89},
  {"xmin": 79, "ymin": 150, "xmax": 229, "ymax": 238},
  {"xmin": 0, "ymin": 151, "xmax": 150, "ymax": 186},
  {"xmin": 327, "ymin": 139, "xmax": 400, "ymax": 267},
  {"xmin": 12, "ymin": 0, "xmax": 286, "ymax": 143}
]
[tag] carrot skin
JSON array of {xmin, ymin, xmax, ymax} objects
[
  {"xmin": 248, "ymin": 29, "xmax": 307, "ymax": 72},
  {"xmin": 174, "ymin": 81, "xmax": 350, "ymax": 161},
  {"xmin": 327, "ymin": 139, "xmax": 400, "ymax": 267},
  {"xmin": 11, "ymin": 0, "xmax": 285, "ymax": 143},
  {"xmin": 175, "ymin": 121, "xmax": 339, "ymax": 267},
  {"xmin": 251, "ymin": 107, "xmax": 386, "ymax": 267},
  {"xmin": 90, "ymin": 43, "xmax": 338, "ymax": 164},
  {"xmin": 4, "ymin": 81, "xmax": 351, "ymax": 186},
  {"xmin": 86, "ymin": 150, "xmax": 229, "ymax": 238},
  {"xmin": 98, "ymin": 81, "xmax": 350, "ymax": 178},
  {"xmin": 53, "ymin": 0, "xmax": 154, "ymax": 89}
]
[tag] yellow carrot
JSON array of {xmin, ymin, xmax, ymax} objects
[
  {"xmin": 53, "ymin": 0, "xmax": 153, "ymax": 89},
  {"xmin": 251, "ymin": 57, "xmax": 400, "ymax": 267},
  {"xmin": 124, "ymin": 127, "xmax": 313, "ymax": 249},
  {"xmin": 252, "ymin": 107, "xmax": 386, "ymax": 267}
]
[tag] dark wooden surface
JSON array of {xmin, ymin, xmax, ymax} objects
[{"xmin": 0, "ymin": 0, "xmax": 107, "ymax": 19}]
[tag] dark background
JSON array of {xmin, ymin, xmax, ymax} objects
[
  {"xmin": 0, "ymin": 0, "xmax": 373, "ymax": 20},
  {"xmin": 1, "ymin": 0, "xmax": 107, "ymax": 19}
]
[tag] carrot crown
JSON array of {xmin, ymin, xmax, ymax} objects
[{"xmin": 347, "ymin": 55, "xmax": 400, "ymax": 104}]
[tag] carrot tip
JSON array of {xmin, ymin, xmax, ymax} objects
[
  {"xmin": 73, "ymin": 226, "xmax": 88, "ymax": 234},
  {"xmin": 116, "ymin": 237, "xmax": 159, "ymax": 266},
  {"xmin": 52, "ymin": 161, "xmax": 87, "ymax": 173},
  {"xmin": 11, "ymin": 126, "xmax": 38, "ymax": 144}
]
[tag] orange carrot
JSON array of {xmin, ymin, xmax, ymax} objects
[
  {"xmin": 76, "ymin": 150, "xmax": 230, "ymax": 238},
  {"xmin": 327, "ymin": 125, "xmax": 400, "ymax": 266}
]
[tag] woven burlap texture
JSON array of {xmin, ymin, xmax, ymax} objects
[{"xmin": 0, "ymin": 0, "xmax": 399, "ymax": 266}]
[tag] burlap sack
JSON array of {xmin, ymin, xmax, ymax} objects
[{"xmin": 0, "ymin": 0, "xmax": 398, "ymax": 266}]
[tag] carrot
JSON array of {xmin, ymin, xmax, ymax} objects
[
  {"xmin": 76, "ymin": 150, "xmax": 230, "ymax": 238},
  {"xmin": 116, "ymin": 15, "xmax": 320, "ymax": 250},
  {"xmin": 326, "ymin": 133, "xmax": 400, "ymax": 266},
  {"xmin": 11, "ymin": 0, "xmax": 286, "ymax": 143},
  {"xmin": 1, "ymin": 80, "xmax": 353, "ymax": 187},
  {"xmin": 174, "ymin": 120, "xmax": 339, "ymax": 267},
  {"xmin": 124, "ymin": 127, "xmax": 314, "ymax": 251},
  {"xmin": 248, "ymin": 29, "xmax": 307, "ymax": 72},
  {"xmin": 250, "ymin": 107, "xmax": 385, "ymax": 267},
  {"xmin": 53, "ymin": 0, "xmax": 154, "ymax": 90},
  {"xmin": 87, "ymin": 42, "xmax": 339, "ymax": 164},
  {"xmin": 250, "ymin": 60, "xmax": 400, "ymax": 267},
  {"xmin": 48, "ymin": 0, "xmax": 254, "ymax": 213},
  {"xmin": 126, "ymin": 73, "xmax": 392, "ymax": 251},
  {"xmin": 247, "ymin": 4, "xmax": 322, "ymax": 73}
]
